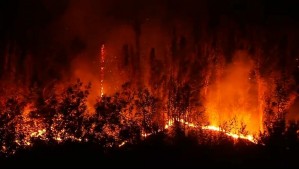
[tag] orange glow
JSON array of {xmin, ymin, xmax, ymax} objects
[
  {"xmin": 201, "ymin": 125, "xmax": 256, "ymax": 143},
  {"xmin": 23, "ymin": 103, "xmax": 36, "ymax": 116},
  {"xmin": 165, "ymin": 118, "xmax": 257, "ymax": 144},
  {"xmin": 203, "ymin": 51, "xmax": 262, "ymax": 137}
]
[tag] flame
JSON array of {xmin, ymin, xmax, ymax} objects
[
  {"xmin": 30, "ymin": 129, "xmax": 46, "ymax": 138},
  {"xmin": 204, "ymin": 51, "xmax": 262, "ymax": 135},
  {"xmin": 54, "ymin": 137, "xmax": 62, "ymax": 142},
  {"xmin": 142, "ymin": 132, "xmax": 152, "ymax": 138},
  {"xmin": 119, "ymin": 141, "xmax": 127, "ymax": 147},
  {"xmin": 23, "ymin": 103, "xmax": 36, "ymax": 116},
  {"xmin": 165, "ymin": 118, "xmax": 257, "ymax": 144},
  {"xmin": 201, "ymin": 125, "xmax": 256, "ymax": 143}
]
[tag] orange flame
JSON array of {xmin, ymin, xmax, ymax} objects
[
  {"xmin": 165, "ymin": 118, "xmax": 257, "ymax": 144},
  {"xmin": 204, "ymin": 51, "xmax": 262, "ymax": 137}
]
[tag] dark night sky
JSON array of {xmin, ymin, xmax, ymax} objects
[
  {"xmin": 1, "ymin": 0, "xmax": 299, "ymax": 85},
  {"xmin": 2, "ymin": 0, "xmax": 299, "ymax": 54}
]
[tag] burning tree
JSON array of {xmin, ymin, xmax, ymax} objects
[
  {"xmin": 260, "ymin": 75, "xmax": 297, "ymax": 148},
  {"xmin": 135, "ymin": 88, "xmax": 157, "ymax": 136}
]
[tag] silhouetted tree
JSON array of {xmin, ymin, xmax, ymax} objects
[
  {"xmin": 262, "ymin": 77, "xmax": 291, "ymax": 149},
  {"xmin": 40, "ymin": 94, "xmax": 59, "ymax": 142},
  {"xmin": 0, "ymin": 98, "xmax": 22, "ymax": 155},
  {"xmin": 58, "ymin": 79, "xmax": 90, "ymax": 140},
  {"xmin": 136, "ymin": 88, "xmax": 157, "ymax": 136},
  {"xmin": 285, "ymin": 120, "xmax": 299, "ymax": 151},
  {"xmin": 94, "ymin": 93, "xmax": 125, "ymax": 147}
]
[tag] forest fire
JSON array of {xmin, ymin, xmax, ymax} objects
[
  {"xmin": 1, "ymin": 0, "xmax": 299, "ymax": 168},
  {"xmin": 0, "ymin": 28, "xmax": 297, "ymax": 156}
]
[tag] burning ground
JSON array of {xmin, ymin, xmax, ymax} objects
[{"xmin": 1, "ymin": 0, "xmax": 299, "ymax": 168}]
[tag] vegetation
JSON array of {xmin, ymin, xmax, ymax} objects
[{"xmin": 0, "ymin": 78, "xmax": 297, "ymax": 152}]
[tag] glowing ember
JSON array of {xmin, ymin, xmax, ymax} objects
[
  {"xmin": 119, "ymin": 141, "xmax": 127, "ymax": 147},
  {"xmin": 54, "ymin": 137, "xmax": 62, "ymax": 142},
  {"xmin": 142, "ymin": 132, "xmax": 152, "ymax": 138},
  {"xmin": 99, "ymin": 44, "xmax": 105, "ymax": 97},
  {"xmin": 30, "ymin": 129, "xmax": 46, "ymax": 138}
]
